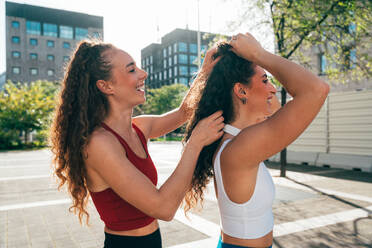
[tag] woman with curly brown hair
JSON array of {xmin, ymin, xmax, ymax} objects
[
  {"xmin": 50, "ymin": 40, "xmax": 224, "ymax": 248},
  {"xmin": 183, "ymin": 33, "xmax": 329, "ymax": 248}
]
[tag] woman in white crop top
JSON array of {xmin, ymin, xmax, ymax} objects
[{"xmin": 182, "ymin": 33, "xmax": 329, "ymax": 248}]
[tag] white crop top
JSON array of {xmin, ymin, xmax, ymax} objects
[{"xmin": 213, "ymin": 124, "xmax": 276, "ymax": 239}]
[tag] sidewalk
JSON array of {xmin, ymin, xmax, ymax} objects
[{"xmin": 0, "ymin": 144, "xmax": 371, "ymax": 248}]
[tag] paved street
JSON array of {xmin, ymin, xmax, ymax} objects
[{"xmin": 0, "ymin": 142, "xmax": 371, "ymax": 248}]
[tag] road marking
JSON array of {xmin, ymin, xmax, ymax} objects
[
  {"xmin": 0, "ymin": 199, "xmax": 70, "ymax": 211},
  {"xmin": 0, "ymin": 174, "xmax": 51, "ymax": 181},
  {"xmin": 174, "ymin": 209, "xmax": 220, "ymax": 237},
  {"xmin": 273, "ymin": 177, "xmax": 372, "ymax": 203},
  {"xmin": 169, "ymin": 237, "xmax": 218, "ymax": 248},
  {"xmin": 274, "ymin": 205, "xmax": 372, "ymax": 237}
]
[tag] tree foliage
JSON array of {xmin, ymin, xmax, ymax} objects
[
  {"xmin": 0, "ymin": 80, "xmax": 59, "ymax": 148},
  {"xmin": 230, "ymin": 0, "xmax": 372, "ymax": 82},
  {"xmin": 139, "ymin": 84, "xmax": 188, "ymax": 115}
]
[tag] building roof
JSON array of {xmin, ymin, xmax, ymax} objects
[{"xmin": 6, "ymin": 1, "xmax": 103, "ymax": 28}]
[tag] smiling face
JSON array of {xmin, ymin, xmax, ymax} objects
[
  {"xmin": 106, "ymin": 49, "xmax": 148, "ymax": 106},
  {"xmin": 244, "ymin": 65, "xmax": 277, "ymax": 117}
]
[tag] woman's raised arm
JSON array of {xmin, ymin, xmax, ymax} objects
[{"xmin": 225, "ymin": 33, "xmax": 329, "ymax": 166}]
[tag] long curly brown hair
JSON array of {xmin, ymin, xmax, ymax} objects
[
  {"xmin": 50, "ymin": 40, "xmax": 114, "ymax": 224},
  {"xmin": 183, "ymin": 42, "xmax": 256, "ymax": 212}
]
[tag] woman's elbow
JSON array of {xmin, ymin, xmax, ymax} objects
[
  {"xmin": 150, "ymin": 201, "xmax": 177, "ymax": 221},
  {"xmin": 319, "ymin": 81, "xmax": 330, "ymax": 98}
]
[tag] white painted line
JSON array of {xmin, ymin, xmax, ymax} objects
[
  {"xmin": 0, "ymin": 158, "xmax": 51, "ymax": 163},
  {"xmin": 169, "ymin": 237, "xmax": 219, "ymax": 248},
  {"xmin": 274, "ymin": 205, "xmax": 372, "ymax": 237},
  {"xmin": 0, "ymin": 174, "xmax": 50, "ymax": 181},
  {"xmin": 317, "ymin": 188, "xmax": 372, "ymax": 203},
  {"xmin": 0, "ymin": 164, "xmax": 49, "ymax": 169},
  {"xmin": 174, "ymin": 209, "xmax": 220, "ymax": 237},
  {"xmin": 0, "ymin": 199, "xmax": 70, "ymax": 211},
  {"xmin": 273, "ymin": 177, "xmax": 372, "ymax": 203}
]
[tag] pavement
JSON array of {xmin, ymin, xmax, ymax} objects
[{"xmin": 0, "ymin": 142, "xmax": 371, "ymax": 248}]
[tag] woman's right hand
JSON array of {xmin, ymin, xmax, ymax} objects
[
  {"xmin": 189, "ymin": 111, "xmax": 224, "ymax": 148},
  {"xmin": 229, "ymin": 32, "xmax": 265, "ymax": 62}
]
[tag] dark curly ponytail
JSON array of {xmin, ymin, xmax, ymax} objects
[
  {"xmin": 50, "ymin": 40, "xmax": 114, "ymax": 224},
  {"xmin": 183, "ymin": 42, "xmax": 256, "ymax": 212}
]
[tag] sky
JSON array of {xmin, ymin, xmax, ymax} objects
[{"xmin": 0, "ymin": 0, "xmax": 274, "ymax": 73}]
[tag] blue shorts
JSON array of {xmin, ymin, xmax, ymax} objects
[{"xmin": 217, "ymin": 236, "xmax": 272, "ymax": 248}]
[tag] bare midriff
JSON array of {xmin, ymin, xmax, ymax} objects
[
  {"xmin": 222, "ymin": 230, "xmax": 273, "ymax": 248},
  {"xmin": 104, "ymin": 219, "xmax": 159, "ymax": 237}
]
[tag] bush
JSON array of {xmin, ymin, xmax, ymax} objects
[{"xmin": 0, "ymin": 80, "xmax": 59, "ymax": 150}]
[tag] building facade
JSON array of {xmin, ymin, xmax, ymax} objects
[
  {"xmin": 141, "ymin": 28, "xmax": 227, "ymax": 88},
  {"xmin": 5, "ymin": 1, "xmax": 103, "ymax": 83}
]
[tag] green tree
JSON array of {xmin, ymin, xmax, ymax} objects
[
  {"xmin": 0, "ymin": 80, "xmax": 59, "ymax": 148},
  {"xmin": 228, "ymin": 0, "xmax": 372, "ymax": 176},
  {"xmin": 140, "ymin": 84, "xmax": 188, "ymax": 115}
]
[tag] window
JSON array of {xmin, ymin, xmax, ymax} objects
[
  {"xmin": 174, "ymin": 55, "xmax": 177, "ymax": 64},
  {"xmin": 169, "ymin": 68, "xmax": 172, "ymax": 78},
  {"xmin": 60, "ymin": 25, "xmax": 73, "ymax": 39},
  {"xmin": 190, "ymin": 55, "xmax": 197, "ymax": 65},
  {"xmin": 47, "ymin": 69, "xmax": 54, "ymax": 76},
  {"xmin": 12, "ymin": 21, "xmax": 20, "ymax": 28},
  {"xmin": 201, "ymin": 44, "xmax": 207, "ymax": 52},
  {"xmin": 150, "ymin": 65, "xmax": 153, "ymax": 73},
  {"xmin": 349, "ymin": 23, "xmax": 356, "ymax": 34},
  {"xmin": 180, "ymin": 77, "xmax": 188, "ymax": 86},
  {"xmin": 63, "ymin": 56, "xmax": 70, "ymax": 62},
  {"xmin": 12, "ymin": 67, "xmax": 20, "ymax": 75},
  {"xmin": 164, "ymin": 70, "xmax": 167, "ymax": 79},
  {"xmin": 63, "ymin": 42, "xmax": 71, "ymax": 49},
  {"xmin": 146, "ymin": 57, "xmax": 149, "ymax": 66},
  {"xmin": 168, "ymin": 57, "xmax": 172, "ymax": 66},
  {"xmin": 29, "ymin": 38, "xmax": 38, "ymax": 46},
  {"xmin": 150, "ymin": 56, "xmax": 153, "ymax": 64},
  {"xmin": 180, "ymin": 66, "xmax": 188, "ymax": 76},
  {"xmin": 75, "ymin": 27, "xmax": 88, "ymax": 40},
  {"xmin": 179, "ymin": 54, "xmax": 188, "ymax": 64},
  {"xmin": 12, "ymin": 51, "xmax": 21, "ymax": 58},
  {"xmin": 30, "ymin": 68, "xmax": 38, "ymax": 75},
  {"xmin": 43, "ymin": 23, "xmax": 57, "ymax": 37},
  {"xmin": 173, "ymin": 43, "xmax": 177, "ymax": 53},
  {"xmin": 190, "ymin": 43, "xmax": 197, "ymax": 54},
  {"xmin": 93, "ymin": 32, "xmax": 101, "ymax": 39},
  {"xmin": 159, "ymin": 72, "xmax": 162, "ymax": 80},
  {"xmin": 319, "ymin": 54, "xmax": 327, "ymax": 75},
  {"xmin": 178, "ymin": 42, "xmax": 187, "ymax": 52},
  {"xmin": 190, "ymin": 66, "xmax": 198, "ymax": 75},
  {"xmin": 174, "ymin": 66, "xmax": 178, "ymax": 76},
  {"xmin": 47, "ymin": 54, "xmax": 55, "ymax": 61},
  {"xmin": 163, "ymin": 48, "xmax": 167, "ymax": 58},
  {"xmin": 350, "ymin": 49, "xmax": 356, "ymax": 69},
  {"xmin": 12, "ymin": 36, "xmax": 20, "ymax": 44},
  {"xmin": 163, "ymin": 59, "xmax": 167, "ymax": 69},
  {"xmin": 168, "ymin": 46, "xmax": 172, "ymax": 55},
  {"xmin": 30, "ymin": 53, "xmax": 38, "ymax": 60},
  {"xmin": 26, "ymin": 21, "xmax": 41, "ymax": 35},
  {"xmin": 47, "ymin": 40, "xmax": 55, "ymax": 47}
]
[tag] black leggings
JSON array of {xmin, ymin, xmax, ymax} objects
[{"xmin": 104, "ymin": 229, "xmax": 162, "ymax": 248}]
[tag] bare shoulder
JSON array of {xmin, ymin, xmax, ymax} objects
[{"xmin": 85, "ymin": 128, "xmax": 124, "ymax": 170}]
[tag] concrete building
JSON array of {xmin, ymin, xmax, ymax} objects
[
  {"xmin": 5, "ymin": 1, "xmax": 103, "ymax": 83},
  {"xmin": 141, "ymin": 28, "xmax": 228, "ymax": 88},
  {"xmin": 0, "ymin": 72, "xmax": 5, "ymax": 89}
]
